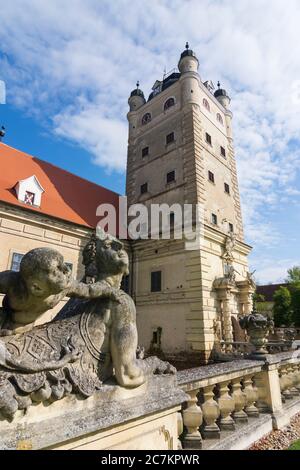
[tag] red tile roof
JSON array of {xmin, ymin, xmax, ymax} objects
[{"xmin": 0, "ymin": 143, "xmax": 120, "ymax": 229}]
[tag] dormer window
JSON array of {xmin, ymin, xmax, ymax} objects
[
  {"xmin": 203, "ymin": 98, "xmax": 210, "ymax": 111},
  {"xmin": 24, "ymin": 191, "xmax": 35, "ymax": 205},
  {"xmin": 164, "ymin": 97, "xmax": 175, "ymax": 111},
  {"xmin": 142, "ymin": 113, "xmax": 152, "ymax": 125},
  {"xmin": 14, "ymin": 175, "xmax": 44, "ymax": 207}
]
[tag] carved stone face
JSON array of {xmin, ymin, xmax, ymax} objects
[
  {"xmin": 96, "ymin": 235, "xmax": 129, "ymax": 277},
  {"xmin": 21, "ymin": 249, "xmax": 72, "ymax": 297}
]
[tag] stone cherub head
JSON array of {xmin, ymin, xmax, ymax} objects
[
  {"xmin": 0, "ymin": 248, "xmax": 74, "ymax": 333},
  {"xmin": 19, "ymin": 247, "xmax": 72, "ymax": 297},
  {"xmin": 82, "ymin": 228, "xmax": 129, "ymax": 284}
]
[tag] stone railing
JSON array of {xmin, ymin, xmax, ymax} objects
[
  {"xmin": 216, "ymin": 340, "xmax": 298, "ymax": 359},
  {"xmin": 177, "ymin": 350, "xmax": 300, "ymax": 450},
  {"xmin": 219, "ymin": 341, "xmax": 254, "ymax": 356}
]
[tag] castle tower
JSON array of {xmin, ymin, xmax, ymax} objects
[{"xmin": 126, "ymin": 45, "xmax": 253, "ymax": 362}]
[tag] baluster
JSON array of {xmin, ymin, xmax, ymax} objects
[
  {"xmin": 281, "ymin": 366, "xmax": 292, "ymax": 400},
  {"xmin": 177, "ymin": 412, "xmax": 183, "ymax": 450},
  {"xmin": 279, "ymin": 368, "xmax": 286, "ymax": 402},
  {"xmin": 242, "ymin": 375, "xmax": 259, "ymax": 417},
  {"xmin": 201, "ymin": 385, "xmax": 220, "ymax": 439},
  {"xmin": 295, "ymin": 364, "xmax": 300, "ymax": 392},
  {"xmin": 216, "ymin": 380, "xmax": 235, "ymax": 431},
  {"xmin": 255, "ymin": 372, "xmax": 270, "ymax": 413},
  {"xmin": 231, "ymin": 378, "xmax": 248, "ymax": 423},
  {"xmin": 288, "ymin": 365, "xmax": 299, "ymax": 396},
  {"xmin": 182, "ymin": 389, "xmax": 203, "ymax": 449}
]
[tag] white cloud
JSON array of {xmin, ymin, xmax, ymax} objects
[
  {"xmin": 53, "ymin": 99, "xmax": 128, "ymax": 172},
  {"xmin": 251, "ymin": 257, "xmax": 300, "ymax": 285},
  {"xmin": 1, "ymin": 0, "xmax": 300, "ymax": 271}
]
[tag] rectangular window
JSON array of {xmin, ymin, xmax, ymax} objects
[
  {"xmin": 121, "ymin": 275, "xmax": 130, "ymax": 293},
  {"xmin": 151, "ymin": 271, "xmax": 162, "ymax": 292},
  {"xmin": 224, "ymin": 183, "xmax": 230, "ymax": 194},
  {"xmin": 11, "ymin": 253, "xmax": 24, "ymax": 272},
  {"xmin": 166, "ymin": 170, "xmax": 176, "ymax": 183},
  {"xmin": 166, "ymin": 132, "xmax": 175, "ymax": 145},
  {"xmin": 142, "ymin": 146, "xmax": 149, "ymax": 158},
  {"xmin": 211, "ymin": 213, "xmax": 218, "ymax": 225},
  {"xmin": 170, "ymin": 212, "xmax": 175, "ymax": 226},
  {"xmin": 221, "ymin": 146, "xmax": 226, "ymax": 158},
  {"xmin": 65, "ymin": 262, "xmax": 73, "ymax": 274},
  {"xmin": 24, "ymin": 191, "xmax": 35, "ymax": 205},
  {"xmin": 140, "ymin": 182, "xmax": 148, "ymax": 194},
  {"xmin": 208, "ymin": 171, "xmax": 215, "ymax": 183},
  {"xmin": 229, "ymin": 223, "xmax": 234, "ymax": 233},
  {"xmin": 206, "ymin": 133, "xmax": 212, "ymax": 145}
]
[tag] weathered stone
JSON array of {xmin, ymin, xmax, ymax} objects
[{"xmin": 0, "ymin": 228, "xmax": 176, "ymax": 420}]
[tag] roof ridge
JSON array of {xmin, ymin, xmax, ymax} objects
[{"xmin": 0, "ymin": 142, "xmax": 121, "ymax": 197}]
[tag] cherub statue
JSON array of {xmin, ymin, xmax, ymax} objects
[
  {"xmin": 223, "ymin": 233, "xmax": 236, "ymax": 260},
  {"xmin": 0, "ymin": 247, "xmax": 121, "ymax": 335},
  {"xmin": 0, "ymin": 229, "xmax": 175, "ymax": 419},
  {"xmin": 225, "ymin": 264, "xmax": 239, "ymax": 284}
]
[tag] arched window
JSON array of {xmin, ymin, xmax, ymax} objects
[
  {"xmin": 203, "ymin": 98, "xmax": 210, "ymax": 111},
  {"xmin": 164, "ymin": 97, "xmax": 175, "ymax": 111},
  {"xmin": 142, "ymin": 113, "xmax": 151, "ymax": 125},
  {"xmin": 217, "ymin": 113, "xmax": 224, "ymax": 125}
]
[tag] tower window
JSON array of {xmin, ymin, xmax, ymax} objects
[
  {"xmin": 166, "ymin": 132, "xmax": 175, "ymax": 145},
  {"xmin": 221, "ymin": 146, "xmax": 226, "ymax": 158},
  {"xmin": 142, "ymin": 113, "xmax": 151, "ymax": 125},
  {"xmin": 121, "ymin": 274, "xmax": 130, "ymax": 294},
  {"xmin": 142, "ymin": 146, "xmax": 149, "ymax": 158},
  {"xmin": 166, "ymin": 170, "xmax": 176, "ymax": 183},
  {"xmin": 208, "ymin": 171, "xmax": 215, "ymax": 184},
  {"xmin": 24, "ymin": 191, "xmax": 35, "ymax": 205},
  {"xmin": 140, "ymin": 182, "xmax": 148, "ymax": 194},
  {"xmin": 11, "ymin": 253, "xmax": 24, "ymax": 272},
  {"xmin": 170, "ymin": 212, "xmax": 175, "ymax": 227},
  {"xmin": 229, "ymin": 223, "xmax": 234, "ymax": 233},
  {"xmin": 164, "ymin": 97, "xmax": 175, "ymax": 111},
  {"xmin": 224, "ymin": 183, "xmax": 230, "ymax": 194},
  {"xmin": 206, "ymin": 133, "xmax": 212, "ymax": 145},
  {"xmin": 211, "ymin": 213, "xmax": 218, "ymax": 225},
  {"xmin": 203, "ymin": 98, "xmax": 210, "ymax": 111},
  {"xmin": 65, "ymin": 262, "xmax": 73, "ymax": 273},
  {"xmin": 151, "ymin": 271, "xmax": 162, "ymax": 292},
  {"xmin": 217, "ymin": 113, "xmax": 224, "ymax": 125}
]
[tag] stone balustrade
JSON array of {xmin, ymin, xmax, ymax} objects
[
  {"xmin": 217, "ymin": 340, "xmax": 298, "ymax": 359},
  {"xmin": 177, "ymin": 350, "xmax": 300, "ymax": 450}
]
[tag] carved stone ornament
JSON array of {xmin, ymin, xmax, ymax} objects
[
  {"xmin": 222, "ymin": 233, "xmax": 236, "ymax": 261},
  {"xmin": 239, "ymin": 311, "xmax": 274, "ymax": 355},
  {"xmin": 0, "ymin": 228, "xmax": 175, "ymax": 420}
]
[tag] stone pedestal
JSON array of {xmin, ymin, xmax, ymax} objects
[{"xmin": 0, "ymin": 376, "xmax": 187, "ymax": 451}]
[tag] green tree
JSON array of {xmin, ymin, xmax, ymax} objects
[
  {"xmin": 286, "ymin": 266, "xmax": 300, "ymax": 284},
  {"xmin": 253, "ymin": 292, "xmax": 266, "ymax": 313},
  {"xmin": 273, "ymin": 286, "xmax": 292, "ymax": 327},
  {"xmin": 291, "ymin": 283, "xmax": 300, "ymax": 327}
]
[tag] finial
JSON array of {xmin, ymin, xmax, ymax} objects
[
  {"xmin": 185, "ymin": 42, "xmax": 189, "ymax": 50},
  {"xmin": 217, "ymin": 81, "xmax": 221, "ymax": 89},
  {"xmin": 0, "ymin": 126, "xmax": 5, "ymax": 141},
  {"xmin": 136, "ymin": 81, "xmax": 139, "ymax": 89}
]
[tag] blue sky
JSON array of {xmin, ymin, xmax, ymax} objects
[{"xmin": 1, "ymin": 0, "xmax": 300, "ymax": 284}]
